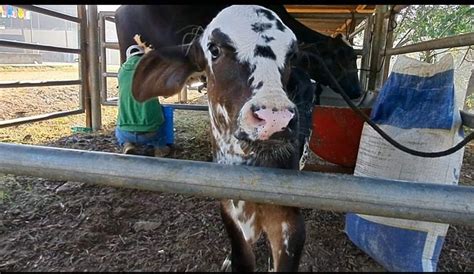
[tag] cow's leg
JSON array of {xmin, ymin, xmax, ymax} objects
[
  {"xmin": 220, "ymin": 200, "xmax": 260, "ymax": 272},
  {"xmin": 263, "ymin": 206, "xmax": 306, "ymax": 272}
]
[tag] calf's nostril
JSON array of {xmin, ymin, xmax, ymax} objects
[
  {"xmin": 252, "ymin": 111, "xmax": 264, "ymax": 121},
  {"xmin": 250, "ymin": 104, "xmax": 260, "ymax": 113}
]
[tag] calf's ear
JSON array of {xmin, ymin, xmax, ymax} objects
[{"xmin": 132, "ymin": 41, "xmax": 205, "ymax": 102}]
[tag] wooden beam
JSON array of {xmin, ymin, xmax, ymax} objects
[{"xmin": 286, "ymin": 6, "xmax": 375, "ymax": 14}]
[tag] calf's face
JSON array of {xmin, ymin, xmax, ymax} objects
[
  {"xmin": 199, "ymin": 6, "xmax": 298, "ymax": 145},
  {"xmin": 132, "ymin": 5, "xmax": 299, "ymax": 161}
]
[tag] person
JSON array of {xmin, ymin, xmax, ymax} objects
[{"xmin": 115, "ymin": 38, "xmax": 171, "ymax": 157}]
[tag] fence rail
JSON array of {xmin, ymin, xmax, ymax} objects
[
  {"xmin": 0, "ymin": 143, "xmax": 472, "ymax": 226},
  {"xmin": 0, "ymin": 39, "xmax": 81, "ymax": 54},
  {"xmin": 13, "ymin": 5, "xmax": 81, "ymax": 23},
  {"xmin": 0, "ymin": 80, "xmax": 81, "ymax": 89},
  {"xmin": 0, "ymin": 5, "xmax": 87, "ymax": 128},
  {"xmin": 385, "ymin": 32, "xmax": 474, "ymax": 56},
  {"xmin": 0, "ymin": 109, "xmax": 83, "ymax": 128}
]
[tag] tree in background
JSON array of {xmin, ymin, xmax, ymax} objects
[{"xmin": 393, "ymin": 5, "xmax": 473, "ymax": 63}]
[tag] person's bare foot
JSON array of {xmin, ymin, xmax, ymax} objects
[{"xmin": 123, "ymin": 142, "xmax": 137, "ymax": 155}]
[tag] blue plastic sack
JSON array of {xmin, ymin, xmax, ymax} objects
[{"xmin": 345, "ymin": 54, "xmax": 465, "ymax": 272}]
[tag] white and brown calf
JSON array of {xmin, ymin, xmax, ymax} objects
[{"xmin": 131, "ymin": 5, "xmax": 314, "ymax": 272}]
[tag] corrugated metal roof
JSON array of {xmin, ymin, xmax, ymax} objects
[{"xmin": 284, "ymin": 5, "xmax": 376, "ymax": 36}]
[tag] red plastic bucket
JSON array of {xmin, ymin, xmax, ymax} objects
[{"xmin": 309, "ymin": 106, "xmax": 372, "ymax": 168}]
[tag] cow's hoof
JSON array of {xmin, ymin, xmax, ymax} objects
[
  {"xmin": 221, "ymin": 254, "xmax": 231, "ymax": 272},
  {"xmin": 267, "ymin": 256, "xmax": 274, "ymax": 272}
]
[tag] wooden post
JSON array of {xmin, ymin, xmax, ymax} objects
[
  {"xmin": 376, "ymin": 9, "xmax": 391, "ymax": 89},
  {"xmin": 86, "ymin": 5, "xmax": 102, "ymax": 131},
  {"xmin": 382, "ymin": 8, "xmax": 396, "ymax": 84},
  {"xmin": 179, "ymin": 85, "xmax": 188, "ymax": 103},
  {"xmin": 367, "ymin": 5, "xmax": 388, "ymax": 91},
  {"xmin": 359, "ymin": 15, "xmax": 374, "ymax": 92}
]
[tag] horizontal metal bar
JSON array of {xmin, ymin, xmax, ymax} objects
[
  {"xmin": 103, "ymin": 72, "xmax": 118, "ymax": 77},
  {"xmin": 162, "ymin": 104, "xmax": 209, "ymax": 111},
  {"xmin": 354, "ymin": 49, "xmax": 363, "ymax": 56},
  {"xmin": 0, "ymin": 109, "xmax": 83, "ymax": 128},
  {"xmin": 101, "ymin": 98, "xmax": 209, "ymax": 111},
  {"xmin": 0, "ymin": 143, "xmax": 472, "ymax": 226},
  {"xmin": 102, "ymin": 42, "xmax": 119, "ymax": 50},
  {"xmin": 13, "ymin": 5, "xmax": 81, "ymax": 23},
  {"xmin": 0, "ymin": 80, "xmax": 81, "ymax": 89},
  {"xmin": 99, "ymin": 11, "xmax": 116, "ymax": 17},
  {"xmin": 348, "ymin": 20, "xmax": 367, "ymax": 40},
  {"xmin": 0, "ymin": 39, "xmax": 81, "ymax": 54},
  {"xmin": 101, "ymin": 100, "xmax": 118, "ymax": 106},
  {"xmin": 386, "ymin": 32, "xmax": 474, "ymax": 56},
  {"xmin": 105, "ymin": 16, "xmax": 115, "ymax": 23},
  {"xmin": 460, "ymin": 110, "xmax": 474, "ymax": 128}
]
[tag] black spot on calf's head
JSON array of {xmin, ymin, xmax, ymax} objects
[{"xmin": 254, "ymin": 45, "xmax": 276, "ymax": 60}]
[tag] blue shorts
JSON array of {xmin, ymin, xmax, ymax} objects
[{"xmin": 115, "ymin": 125, "xmax": 167, "ymax": 148}]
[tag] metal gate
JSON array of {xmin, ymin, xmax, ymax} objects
[{"xmin": 0, "ymin": 5, "xmax": 88, "ymax": 128}]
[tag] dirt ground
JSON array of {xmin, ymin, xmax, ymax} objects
[{"xmin": 0, "ymin": 66, "xmax": 473, "ymax": 272}]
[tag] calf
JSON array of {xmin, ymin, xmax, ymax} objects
[{"xmin": 130, "ymin": 5, "xmax": 316, "ymax": 271}]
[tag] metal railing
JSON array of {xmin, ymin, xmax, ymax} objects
[
  {"xmin": 364, "ymin": 5, "xmax": 474, "ymax": 91},
  {"xmin": 97, "ymin": 11, "xmax": 207, "ymax": 111},
  {"xmin": 0, "ymin": 142, "xmax": 472, "ymax": 226},
  {"xmin": 0, "ymin": 5, "xmax": 87, "ymax": 129},
  {"xmin": 98, "ymin": 11, "xmax": 118, "ymax": 106}
]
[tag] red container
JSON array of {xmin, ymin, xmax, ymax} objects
[{"xmin": 309, "ymin": 106, "xmax": 372, "ymax": 168}]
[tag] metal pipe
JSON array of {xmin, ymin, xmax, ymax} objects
[
  {"xmin": 353, "ymin": 49, "xmax": 363, "ymax": 56},
  {"xmin": 102, "ymin": 98, "xmax": 209, "ymax": 111},
  {"xmin": 0, "ymin": 80, "xmax": 81, "ymax": 89},
  {"xmin": 103, "ymin": 42, "xmax": 119, "ymax": 50},
  {"xmin": 386, "ymin": 32, "xmax": 474, "ymax": 56},
  {"xmin": 103, "ymin": 72, "xmax": 118, "ymax": 77},
  {"xmin": 99, "ymin": 12, "xmax": 108, "ymax": 106},
  {"xmin": 0, "ymin": 143, "xmax": 472, "ymax": 226},
  {"xmin": 0, "ymin": 109, "xmax": 83, "ymax": 128},
  {"xmin": 86, "ymin": 5, "xmax": 102, "ymax": 131},
  {"xmin": 367, "ymin": 5, "xmax": 387, "ymax": 91},
  {"xmin": 105, "ymin": 16, "xmax": 115, "ymax": 23},
  {"xmin": 13, "ymin": 5, "xmax": 81, "ymax": 23},
  {"xmin": 348, "ymin": 20, "xmax": 366, "ymax": 40},
  {"xmin": 78, "ymin": 5, "xmax": 90, "ymax": 127},
  {"xmin": 0, "ymin": 39, "xmax": 80, "ymax": 54}
]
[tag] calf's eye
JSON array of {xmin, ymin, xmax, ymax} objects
[{"xmin": 208, "ymin": 43, "xmax": 220, "ymax": 60}]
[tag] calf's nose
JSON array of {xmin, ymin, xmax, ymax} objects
[{"xmin": 250, "ymin": 106, "xmax": 295, "ymax": 140}]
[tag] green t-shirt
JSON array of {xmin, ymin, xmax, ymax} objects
[{"xmin": 117, "ymin": 55, "xmax": 164, "ymax": 132}]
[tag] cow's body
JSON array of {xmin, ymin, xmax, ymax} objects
[
  {"xmin": 120, "ymin": 5, "xmax": 317, "ymax": 272},
  {"xmin": 115, "ymin": 4, "xmax": 362, "ymax": 100}
]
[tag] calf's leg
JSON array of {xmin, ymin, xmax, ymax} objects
[
  {"xmin": 220, "ymin": 200, "xmax": 256, "ymax": 272},
  {"xmin": 262, "ymin": 206, "xmax": 306, "ymax": 272}
]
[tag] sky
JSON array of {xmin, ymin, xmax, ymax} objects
[{"xmin": 98, "ymin": 5, "xmax": 120, "ymax": 12}]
